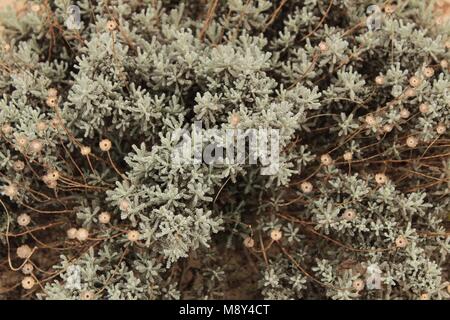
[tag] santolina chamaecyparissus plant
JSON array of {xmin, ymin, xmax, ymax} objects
[{"xmin": 0, "ymin": 0, "xmax": 449, "ymax": 300}]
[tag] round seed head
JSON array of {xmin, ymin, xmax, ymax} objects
[
  {"xmin": 270, "ymin": 229, "xmax": 282, "ymax": 241},
  {"xmin": 21, "ymin": 276, "xmax": 35, "ymax": 290},
  {"xmin": 76, "ymin": 228, "xmax": 89, "ymax": 242},
  {"xmin": 17, "ymin": 213, "xmax": 31, "ymax": 227},
  {"xmin": 243, "ymin": 237, "xmax": 255, "ymax": 248},
  {"xmin": 300, "ymin": 181, "xmax": 313, "ymax": 194},
  {"xmin": 99, "ymin": 139, "xmax": 112, "ymax": 151},
  {"xmin": 17, "ymin": 245, "xmax": 32, "ymax": 259}
]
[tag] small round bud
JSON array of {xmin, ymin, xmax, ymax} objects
[
  {"xmin": 270, "ymin": 229, "xmax": 282, "ymax": 241},
  {"xmin": 119, "ymin": 199, "xmax": 130, "ymax": 211},
  {"xmin": 320, "ymin": 154, "xmax": 333, "ymax": 166},
  {"xmin": 4, "ymin": 184, "xmax": 18, "ymax": 198},
  {"xmin": 409, "ymin": 76, "xmax": 421, "ymax": 88},
  {"xmin": 127, "ymin": 230, "xmax": 140, "ymax": 242},
  {"xmin": 423, "ymin": 67, "xmax": 434, "ymax": 78},
  {"xmin": 99, "ymin": 139, "xmax": 112, "ymax": 151},
  {"xmin": 419, "ymin": 103, "xmax": 430, "ymax": 114},
  {"xmin": 17, "ymin": 213, "xmax": 31, "ymax": 227},
  {"xmin": 80, "ymin": 290, "xmax": 95, "ymax": 300},
  {"xmin": 21, "ymin": 276, "xmax": 35, "ymax": 290},
  {"xmin": 342, "ymin": 209, "xmax": 356, "ymax": 221},
  {"xmin": 29, "ymin": 140, "xmax": 43, "ymax": 153},
  {"xmin": 80, "ymin": 146, "xmax": 91, "ymax": 156},
  {"xmin": 1, "ymin": 123, "xmax": 12, "ymax": 135},
  {"xmin": 405, "ymin": 88, "xmax": 416, "ymax": 97},
  {"xmin": 400, "ymin": 108, "xmax": 410, "ymax": 119},
  {"xmin": 106, "ymin": 20, "xmax": 117, "ymax": 31},
  {"xmin": 47, "ymin": 88, "xmax": 58, "ymax": 97},
  {"xmin": 365, "ymin": 115, "xmax": 376, "ymax": 126},
  {"xmin": 21, "ymin": 263, "xmax": 34, "ymax": 275},
  {"xmin": 46, "ymin": 96, "xmax": 58, "ymax": 107},
  {"xmin": 419, "ymin": 293, "xmax": 429, "ymax": 300},
  {"xmin": 47, "ymin": 170, "xmax": 60, "ymax": 181},
  {"xmin": 375, "ymin": 173, "xmax": 387, "ymax": 185},
  {"xmin": 243, "ymin": 237, "xmax": 254, "ymax": 248},
  {"xmin": 406, "ymin": 136, "xmax": 418, "ymax": 148},
  {"xmin": 375, "ymin": 75, "xmax": 385, "ymax": 85},
  {"xmin": 13, "ymin": 160, "xmax": 25, "ymax": 172},
  {"xmin": 384, "ymin": 4, "xmax": 396, "ymax": 14},
  {"xmin": 51, "ymin": 117, "xmax": 62, "ymax": 128},
  {"xmin": 441, "ymin": 59, "xmax": 448, "ymax": 69},
  {"xmin": 31, "ymin": 4, "xmax": 41, "ymax": 12},
  {"xmin": 318, "ymin": 41, "xmax": 329, "ymax": 52},
  {"xmin": 98, "ymin": 211, "xmax": 111, "ymax": 224},
  {"xmin": 383, "ymin": 124, "xmax": 393, "ymax": 133},
  {"xmin": 352, "ymin": 279, "xmax": 365, "ymax": 292},
  {"xmin": 343, "ymin": 151, "xmax": 353, "ymax": 161},
  {"xmin": 16, "ymin": 135, "xmax": 28, "ymax": 148},
  {"xmin": 67, "ymin": 228, "xmax": 78, "ymax": 239},
  {"xmin": 436, "ymin": 124, "xmax": 446, "ymax": 135},
  {"xmin": 36, "ymin": 121, "xmax": 48, "ymax": 132},
  {"xmin": 76, "ymin": 228, "xmax": 89, "ymax": 242},
  {"xmin": 300, "ymin": 181, "xmax": 313, "ymax": 194},
  {"xmin": 395, "ymin": 235, "xmax": 408, "ymax": 248},
  {"xmin": 17, "ymin": 245, "xmax": 32, "ymax": 259},
  {"xmin": 230, "ymin": 113, "xmax": 240, "ymax": 127}
]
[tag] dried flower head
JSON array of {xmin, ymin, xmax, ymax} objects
[
  {"xmin": 343, "ymin": 151, "xmax": 353, "ymax": 161},
  {"xmin": 76, "ymin": 228, "xmax": 89, "ymax": 242},
  {"xmin": 36, "ymin": 121, "xmax": 48, "ymax": 132},
  {"xmin": 13, "ymin": 160, "xmax": 25, "ymax": 172},
  {"xmin": 400, "ymin": 108, "xmax": 410, "ymax": 119},
  {"xmin": 270, "ymin": 229, "xmax": 282, "ymax": 241},
  {"xmin": 300, "ymin": 181, "xmax": 313, "ymax": 194},
  {"xmin": 21, "ymin": 276, "xmax": 35, "ymax": 290},
  {"xmin": 441, "ymin": 59, "xmax": 449, "ymax": 69},
  {"xmin": 80, "ymin": 290, "xmax": 95, "ymax": 300},
  {"xmin": 47, "ymin": 88, "xmax": 58, "ymax": 97},
  {"xmin": 383, "ymin": 124, "xmax": 393, "ymax": 133},
  {"xmin": 1, "ymin": 123, "xmax": 12, "ymax": 135},
  {"xmin": 365, "ymin": 114, "xmax": 376, "ymax": 126},
  {"xmin": 375, "ymin": 75, "xmax": 385, "ymax": 85},
  {"xmin": 99, "ymin": 211, "xmax": 111, "ymax": 224},
  {"xmin": 99, "ymin": 139, "xmax": 112, "ymax": 151},
  {"xmin": 375, "ymin": 173, "xmax": 387, "ymax": 185},
  {"xmin": 318, "ymin": 41, "xmax": 329, "ymax": 52},
  {"xmin": 342, "ymin": 209, "xmax": 356, "ymax": 221},
  {"xmin": 436, "ymin": 124, "xmax": 446, "ymax": 135},
  {"xmin": 127, "ymin": 230, "xmax": 140, "ymax": 242},
  {"xmin": 46, "ymin": 96, "xmax": 58, "ymax": 107},
  {"xmin": 29, "ymin": 139, "xmax": 43, "ymax": 153},
  {"xmin": 17, "ymin": 213, "xmax": 31, "ymax": 227},
  {"xmin": 419, "ymin": 103, "xmax": 430, "ymax": 114},
  {"xmin": 80, "ymin": 146, "xmax": 91, "ymax": 156},
  {"xmin": 320, "ymin": 154, "xmax": 333, "ymax": 166},
  {"xmin": 17, "ymin": 245, "xmax": 32, "ymax": 259},
  {"xmin": 423, "ymin": 67, "xmax": 434, "ymax": 78},
  {"xmin": 16, "ymin": 135, "xmax": 28, "ymax": 148},
  {"xmin": 106, "ymin": 20, "xmax": 118, "ymax": 31},
  {"xmin": 406, "ymin": 136, "xmax": 418, "ymax": 148},
  {"xmin": 419, "ymin": 293, "xmax": 429, "ymax": 300},
  {"xmin": 4, "ymin": 184, "xmax": 18, "ymax": 198},
  {"xmin": 409, "ymin": 76, "xmax": 421, "ymax": 88},
  {"xmin": 395, "ymin": 235, "xmax": 408, "ymax": 248},
  {"xmin": 21, "ymin": 263, "xmax": 34, "ymax": 275},
  {"xmin": 384, "ymin": 4, "xmax": 396, "ymax": 14},
  {"xmin": 67, "ymin": 228, "xmax": 78, "ymax": 239},
  {"xmin": 352, "ymin": 279, "xmax": 365, "ymax": 292},
  {"xmin": 119, "ymin": 199, "xmax": 130, "ymax": 211},
  {"xmin": 243, "ymin": 237, "xmax": 255, "ymax": 248},
  {"xmin": 405, "ymin": 88, "xmax": 416, "ymax": 97}
]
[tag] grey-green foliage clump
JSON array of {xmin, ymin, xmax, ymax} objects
[{"xmin": 0, "ymin": 0, "xmax": 449, "ymax": 300}]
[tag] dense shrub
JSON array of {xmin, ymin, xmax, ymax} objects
[{"xmin": 0, "ymin": 0, "xmax": 448, "ymax": 300}]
